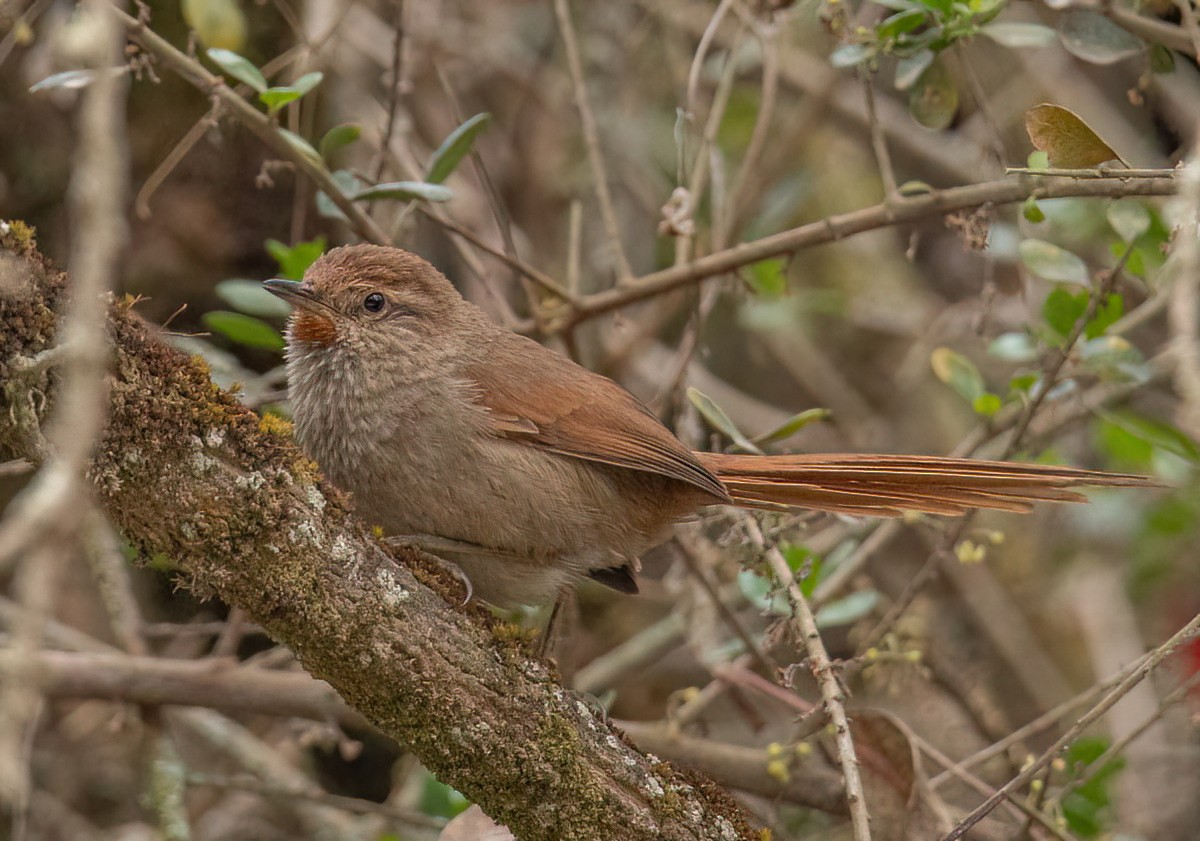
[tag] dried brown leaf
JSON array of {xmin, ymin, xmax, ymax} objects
[{"xmin": 1024, "ymin": 104, "xmax": 1125, "ymax": 168}]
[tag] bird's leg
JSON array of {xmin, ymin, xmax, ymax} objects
[
  {"xmin": 538, "ymin": 586, "xmax": 577, "ymax": 663},
  {"xmin": 383, "ymin": 533, "xmax": 501, "ymax": 604}
]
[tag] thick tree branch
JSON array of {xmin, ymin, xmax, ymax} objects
[{"xmin": 0, "ymin": 230, "xmax": 754, "ymax": 841}]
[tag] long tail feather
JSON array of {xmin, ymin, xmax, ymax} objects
[{"xmin": 696, "ymin": 452, "xmax": 1157, "ymax": 517}]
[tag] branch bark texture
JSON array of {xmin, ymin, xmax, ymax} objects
[{"xmin": 0, "ymin": 228, "xmax": 753, "ymax": 841}]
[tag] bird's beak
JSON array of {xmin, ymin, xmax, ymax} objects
[{"xmin": 261, "ymin": 279, "xmax": 335, "ymax": 315}]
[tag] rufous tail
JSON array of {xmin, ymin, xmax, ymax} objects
[{"xmin": 696, "ymin": 452, "xmax": 1156, "ymax": 517}]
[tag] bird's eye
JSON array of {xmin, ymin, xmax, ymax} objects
[{"xmin": 363, "ymin": 292, "xmax": 385, "ymax": 313}]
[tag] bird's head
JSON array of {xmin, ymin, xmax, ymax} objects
[{"xmin": 263, "ymin": 244, "xmax": 474, "ymax": 363}]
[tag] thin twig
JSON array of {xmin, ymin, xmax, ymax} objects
[
  {"xmin": 1043, "ymin": 670, "xmax": 1200, "ymax": 812},
  {"xmin": 112, "ymin": 5, "xmax": 390, "ymax": 244},
  {"xmin": 860, "ymin": 67, "xmax": 897, "ymax": 199},
  {"xmin": 939, "ymin": 611, "xmax": 1200, "ymax": 841},
  {"xmin": 564, "ymin": 174, "xmax": 1177, "ymax": 327},
  {"xmin": 742, "ymin": 516, "xmax": 873, "ymax": 841},
  {"xmin": 552, "ymin": 0, "xmax": 634, "ymax": 283}
]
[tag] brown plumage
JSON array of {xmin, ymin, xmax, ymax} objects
[{"xmin": 265, "ymin": 244, "xmax": 1158, "ymax": 606}]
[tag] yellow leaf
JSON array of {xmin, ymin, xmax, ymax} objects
[{"xmin": 1024, "ymin": 104, "xmax": 1124, "ymax": 168}]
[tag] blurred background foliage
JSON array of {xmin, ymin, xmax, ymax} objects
[{"xmin": 2, "ymin": 0, "xmax": 1200, "ymax": 838}]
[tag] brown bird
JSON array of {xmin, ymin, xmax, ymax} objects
[{"xmin": 264, "ymin": 245, "xmax": 1153, "ymax": 607}]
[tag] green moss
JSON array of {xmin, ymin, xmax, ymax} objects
[{"xmin": 0, "ymin": 220, "xmax": 37, "ymax": 256}]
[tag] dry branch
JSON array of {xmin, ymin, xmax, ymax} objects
[{"xmin": 0, "ymin": 229, "xmax": 755, "ymax": 841}]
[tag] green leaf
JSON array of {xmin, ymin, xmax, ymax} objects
[
  {"xmin": 930, "ymin": 347, "xmax": 985, "ymax": 402},
  {"xmin": 202, "ymin": 311, "xmax": 285, "ymax": 350},
  {"xmin": 1085, "ymin": 293, "xmax": 1123, "ymax": 339},
  {"xmin": 319, "ymin": 123, "xmax": 362, "ymax": 161},
  {"xmin": 972, "ymin": 392, "xmax": 1003, "ymax": 416},
  {"xmin": 215, "ymin": 279, "xmax": 292, "ymax": 318},
  {"xmin": 894, "ymin": 49, "xmax": 934, "ymax": 91},
  {"xmin": 1022, "ymin": 196, "xmax": 1045, "ymax": 223},
  {"xmin": 206, "ymin": 48, "xmax": 267, "ymax": 93},
  {"xmin": 908, "ymin": 56, "xmax": 958, "ymax": 130},
  {"xmin": 265, "ymin": 236, "xmax": 327, "ymax": 280},
  {"xmin": 1095, "ymin": 416, "xmax": 1154, "ymax": 467},
  {"xmin": 258, "ymin": 73, "xmax": 323, "ymax": 114},
  {"xmin": 783, "ymin": 545, "xmax": 823, "ymax": 597},
  {"xmin": 426, "ymin": 112, "xmax": 492, "ymax": 184},
  {"xmin": 988, "ymin": 332, "xmax": 1038, "ymax": 362},
  {"xmin": 1042, "ymin": 287, "xmax": 1088, "ymax": 337},
  {"xmin": 829, "ymin": 44, "xmax": 874, "ymax": 69},
  {"xmin": 1107, "ymin": 201, "xmax": 1150, "ymax": 243},
  {"xmin": 686, "ymin": 387, "xmax": 763, "ymax": 454},
  {"xmin": 1097, "ymin": 409, "xmax": 1200, "ymax": 462},
  {"xmin": 1008, "ymin": 372, "xmax": 1038, "ymax": 394},
  {"xmin": 290, "ymin": 71, "xmax": 324, "ymax": 97},
  {"xmin": 1150, "ymin": 44, "xmax": 1176, "ymax": 74},
  {"xmin": 897, "ymin": 180, "xmax": 934, "ymax": 196},
  {"xmin": 1020, "ymin": 238, "xmax": 1089, "ymax": 284},
  {"xmin": 815, "ymin": 590, "xmax": 880, "ymax": 628},
  {"xmin": 352, "ymin": 181, "xmax": 454, "ymax": 203},
  {"xmin": 183, "ymin": 0, "xmax": 248, "ymax": 51},
  {"xmin": 748, "ymin": 258, "xmax": 787, "ymax": 298},
  {"xmin": 751, "ymin": 408, "xmax": 832, "ymax": 447},
  {"xmin": 277, "ymin": 129, "xmax": 323, "ymax": 167},
  {"xmin": 1058, "ymin": 10, "xmax": 1145, "ymax": 65},
  {"xmin": 878, "ymin": 8, "xmax": 928, "ymax": 40},
  {"xmin": 259, "ymin": 88, "xmax": 303, "ymax": 112},
  {"xmin": 979, "ymin": 22, "xmax": 1058, "ymax": 48},
  {"xmin": 29, "ymin": 70, "xmax": 102, "ymax": 93},
  {"xmin": 1024, "ymin": 103, "xmax": 1122, "ymax": 168}
]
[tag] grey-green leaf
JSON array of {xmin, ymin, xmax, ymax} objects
[
  {"xmin": 894, "ymin": 49, "xmax": 934, "ymax": 91},
  {"xmin": 1107, "ymin": 201, "xmax": 1151, "ymax": 243},
  {"xmin": 427, "ymin": 113, "xmax": 492, "ymax": 184},
  {"xmin": 203, "ymin": 311, "xmax": 285, "ymax": 350},
  {"xmin": 215, "ymin": 279, "xmax": 293, "ymax": 319},
  {"xmin": 687, "ymin": 387, "xmax": 762, "ymax": 454},
  {"xmin": 908, "ymin": 56, "xmax": 958, "ymax": 130},
  {"xmin": 352, "ymin": 181, "xmax": 454, "ymax": 203},
  {"xmin": 206, "ymin": 48, "xmax": 267, "ymax": 93},
  {"xmin": 1019, "ymin": 238, "xmax": 1089, "ymax": 284},
  {"xmin": 277, "ymin": 129, "xmax": 323, "ymax": 167},
  {"xmin": 979, "ymin": 22, "xmax": 1058, "ymax": 48},
  {"xmin": 751, "ymin": 409, "xmax": 832, "ymax": 447},
  {"xmin": 319, "ymin": 124, "xmax": 361, "ymax": 161},
  {"xmin": 1058, "ymin": 10, "xmax": 1145, "ymax": 65},
  {"xmin": 815, "ymin": 590, "xmax": 880, "ymax": 628}
]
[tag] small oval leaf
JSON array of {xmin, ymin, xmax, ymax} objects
[
  {"xmin": 930, "ymin": 347, "xmax": 985, "ymax": 403},
  {"xmin": 1058, "ymin": 10, "xmax": 1145, "ymax": 65},
  {"xmin": 687, "ymin": 387, "xmax": 762, "ymax": 454},
  {"xmin": 206, "ymin": 48, "xmax": 267, "ymax": 93},
  {"xmin": 319, "ymin": 123, "xmax": 362, "ymax": 161},
  {"xmin": 751, "ymin": 408, "xmax": 832, "ymax": 447},
  {"xmin": 980, "ymin": 22, "xmax": 1058, "ymax": 49},
  {"xmin": 1020, "ymin": 238, "xmax": 1090, "ymax": 284},
  {"xmin": 1024, "ymin": 104, "xmax": 1122, "ymax": 168},
  {"xmin": 427, "ymin": 113, "xmax": 492, "ymax": 185},
  {"xmin": 215, "ymin": 279, "xmax": 293, "ymax": 319},
  {"xmin": 908, "ymin": 57, "xmax": 958, "ymax": 130},
  {"xmin": 203, "ymin": 311, "xmax": 285, "ymax": 350},
  {"xmin": 894, "ymin": 49, "xmax": 934, "ymax": 91},
  {"xmin": 1107, "ymin": 201, "xmax": 1150, "ymax": 243}
]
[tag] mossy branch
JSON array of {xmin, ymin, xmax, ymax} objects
[{"xmin": 0, "ymin": 227, "xmax": 755, "ymax": 841}]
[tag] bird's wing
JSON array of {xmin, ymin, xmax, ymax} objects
[{"xmin": 463, "ymin": 334, "xmax": 729, "ymax": 502}]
